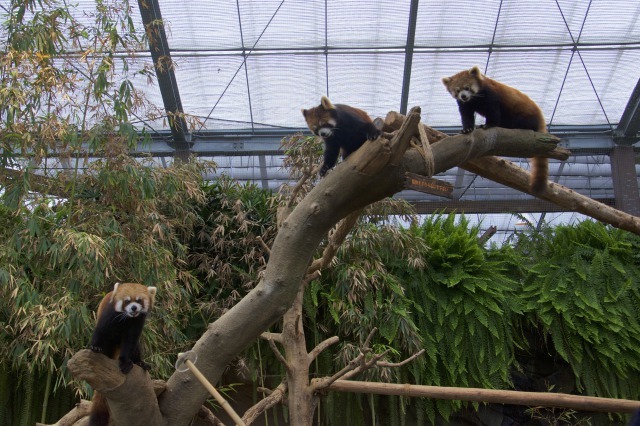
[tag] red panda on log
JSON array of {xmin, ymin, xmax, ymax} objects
[
  {"xmin": 87, "ymin": 282, "xmax": 156, "ymax": 426},
  {"xmin": 441, "ymin": 66, "xmax": 549, "ymax": 194}
]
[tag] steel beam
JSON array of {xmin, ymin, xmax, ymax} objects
[
  {"xmin": 615, "ymin": 77, "xmax": 640, "ymax": 144},
  {"xmin": 399, "ymin": 0, "xmax": 419, "ymax": 115},
  {"xmin": 610, "ymin": 145, "xmax": 640, "ymax": 215},
  {"xmin": 137, "ymin": 0, "xmax": 191, "ymax": 160}
]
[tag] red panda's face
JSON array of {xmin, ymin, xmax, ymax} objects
[
  {"xmin": 111, "ymin": 283, "xmax": 157, "ymax": 318},
  {"xmin": 302, "ymin": 97, "xmax": 338, "ymax": 139},
  {"xmin": 441, "ymin": 67, "xmax": 483, "ymax": 103}
]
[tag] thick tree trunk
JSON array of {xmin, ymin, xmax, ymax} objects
[{"xmin": 282, "ymin": 288, "xmax": 315, "ymax": 425}]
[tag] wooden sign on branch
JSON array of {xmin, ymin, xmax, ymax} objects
[{"xmin": 404, "ymin": 172, "xmax": 454, "ymax": 198}]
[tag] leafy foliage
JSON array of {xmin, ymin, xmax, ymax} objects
[
  {"xmin": 310, "ymin": 214, "xmax": 521, "ymax": 423},
  {"xmin": 516, "ymin": 220, "xmax": 640, "ymax": 400},
  {"xmin": 0, "ymin": 1, "xmax": 209, "ymax": 423},
  {"xmin": 188, "ymin": 175, "xmax": 277, "ymax": 319}
]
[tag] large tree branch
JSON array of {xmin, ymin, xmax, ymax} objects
[
  {"xmin": 146, "ymin": 108, "xmax": 639, "ymax": 424},
  {"xmin": 156, "ymin": 107, "xmax": 425, "ymax": 425},
  {"xmin": 462, "ymin": 157, "xmax": 640, "ymax": 234},
  {"xmin": 386, "ymin": 112, "xmax": 640, "ymax": 235}
]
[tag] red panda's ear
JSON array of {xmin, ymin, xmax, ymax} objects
[
  {"xmin": 320, "ymin": 96, "xmax": 335, "ymax": 110},
  {"xmin": 301, "ymin": 108, "xmax": 308, "ymax": 118},
  {"xmin": 147, "ymin": 286, "xmax": 157, "ymax": 300},
  {"xmin": 441, "ymin": 77, "xmax": 451, "ymax": 86},
  {"xmin": 469, "ymin": 66, "xmax": 482, "ymax": 77},
  {"xmin": 109, "ymin": 282, "xmax": 121, "ymax": 303}
]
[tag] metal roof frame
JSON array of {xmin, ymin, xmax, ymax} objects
[{"xmin": 130, "ymin": 0, "xmax": 640, "ymax": 216}]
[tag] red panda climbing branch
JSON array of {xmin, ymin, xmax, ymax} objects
[
  {"xmin": 441, "ymin": 66, "xmax": 549, "ymax": 195},
  {"xmin": 302, "ymin": 96, "xmax": 381, "ymax": 177}
]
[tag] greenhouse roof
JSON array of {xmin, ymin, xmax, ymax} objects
[{"xmin": 108, "ymin": 0, "xmax": 640, "ymax": 134}]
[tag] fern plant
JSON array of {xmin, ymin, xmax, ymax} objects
[
  {"xmin": 399, "ymin": 214, "xmax": 521, "ymax": 422},
  {"xmin": 518, "ymin": 220, "xmax": 640, "ymax": 400}
]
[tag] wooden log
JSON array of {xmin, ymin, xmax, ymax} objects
[{"xmin": 328, "ymin": 380, "xmax": 640, "ymax": 414}]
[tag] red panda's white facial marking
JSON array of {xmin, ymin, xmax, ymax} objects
[
  {"xmin": 309, "ymin": 119, "xmax": 337, "ymax": 139},
  {"xmin": 114, "ymin": 294, "xmax": 151, "ymax": 317},
  {"xmin": 318, "ymin": 123, "xmax": 335, "ymax": 138},
  {"xmin": 445, "ymin": 82, "xmax": 480, "ymax": 103},
  {"xmin": 441, "ymin": 70, "xmax": 482, "ymax": 103}
]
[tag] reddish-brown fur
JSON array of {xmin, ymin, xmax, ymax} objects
[{"xmin": 442, "ymin": 66, "xmax": 548, "ymax": 194}]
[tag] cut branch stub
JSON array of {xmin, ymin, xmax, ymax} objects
[{"xmin": 68, "ymin": 349, "xmax": 162, "ymax": 426}]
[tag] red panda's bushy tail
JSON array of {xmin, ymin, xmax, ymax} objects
[
  {"xmin": 89, "ymin": 391, "xmax": 110, "ymax": 426},
  {"xmin": 530, "ymin": 156, "xmax": 548, "ymax": 195}
]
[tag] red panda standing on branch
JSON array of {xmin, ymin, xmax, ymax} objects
[
  {"xmin": 88, "ymin": 282, "xmax": 157, "ymax": 426},
  {"xmin": 302, "ymin": 96, "xmax": 381, "ymax": 177},
  {"xmin": 441, "ymin": 66, "xmax": 549, "ymax": 194}
]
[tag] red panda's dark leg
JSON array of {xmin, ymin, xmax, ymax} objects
[
  {"xmin": 364, "ymin": 123, "xmax": 381, "ymax": 141},
  {"xmin": 483, "ymin": 106, "xmax": 502, "ymax": 129},
  {"xmin": 118, "ymin": 318, "xmax": 145, "ymax": 373},
  {"xmin": 458, "ymin": 102, "xmax": 476, "ymax": 134},
  {"xmin": 89, "ymin": 311, "xmax": 119, "ymax": 358},
  {"xmin": 320, "ymin": 140, "xmax": 340, "ymax": 176}
]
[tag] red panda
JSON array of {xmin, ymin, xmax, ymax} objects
[
  {"xmin": 88, "ymin": 282, "xmax": 157, "ymax": 426},
  {"xmin": 302, "ymin": 96, "xmax": 381, "ymax": 177},
  {"xmin": 441, "ymin": 66, "xmax": 549, "ymax": 194}
]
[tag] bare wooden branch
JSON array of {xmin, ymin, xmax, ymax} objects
[
  {"xmin": 362, "ymin": 327, "xmax": 377, "ymax": 349},
  {"xmin": 377, "ymin": 349, "xmax": 426, "ymax": 368},
  {"xmin": 260, "ymin": 332, "xmax": 283, "ymax": 343},
  {"xmin": 196, "ymin": 405, "xmax": 226, "ymax": 426},
  {"xmin": 311, "ymin": 328, "xmax": 388, "ymax": 391},
  {"xmin": 389, "ymin": 107, "xmax": 422, "ymax": 165},
  {"xmin": 340, "ymin": 350, "xmax": 392, "ymax": 382},
  {"xmin": 308, "ymin": 209, "xmax": 363, "ymax": 274},
  {"xmin": 287, "ymin": 167, "xmax": 316, "ymax": 208},
  {"xmin": 463, "ymin": 157, "xmax": 640, "ymax": 235},
  {"xmin": 327, "ymin": 380, "xmax": 640, "ymax": 414},
  {"xmin": 303, "ymin": 270, "xmax": 321, "ymax": 284},
  {"xmin": 266, "ymin": 338, "xmax": 290, "ymax": 372},
  {"xmin": 36, "ymin": 400, "xmax": 91, "ymax": 426},
  {"xmin": 307, "ymin": 336, "xmax": 340, "ymax": 366},
  {"xmin": 417, "ymin": 123, "xmax": 434, "ymax": 177},
  {"xmin": 257, "ymin": 387, "xmax": 273, "ymax": 395},
  {"xmin": 242, "ymin": 382, "xmax": 287, "ymax": 425},
  {"xmin": 256, "ymin": 236, "xmax": 271, "ymax": 255}
]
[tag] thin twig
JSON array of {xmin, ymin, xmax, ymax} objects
[
  {"xmin": 307, "ymin": 336, "xmax": 340, "ymax": 366},
  {"xmin": 303, "ymin": 270, "xmax": 321, "ymax": 284},
  {"xmin": 259, "ymin": 332, "xmax": 283, "ymax": 343},
  {"xmin": 377, "ymin": 349, "xmax": 426, "ymax": 368},
  {"xmin": 266, "ymin": 337, "xmax": 290, "ymax": 372},
  {"xmin": 256, "ymin": 236, "xmax": 271, "ymax": 254},
  {"xmin": 308, "ymin": 208, "xmax": 363, "ymax": 274},
  {"xmin": 287, "ymin": 167, "xmax": 317, "ymax": 208}
]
